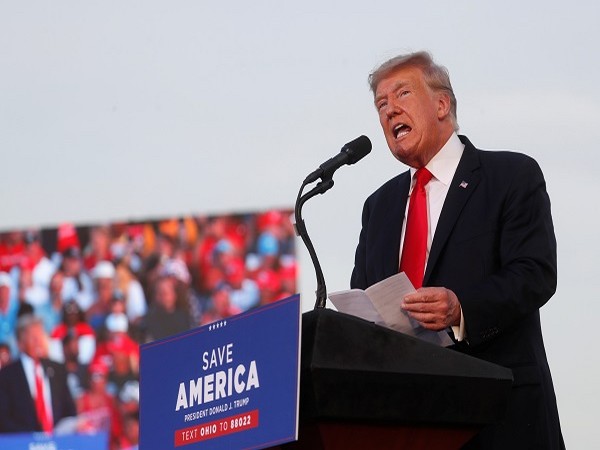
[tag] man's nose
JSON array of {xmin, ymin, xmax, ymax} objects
[{"xmin": 384, "ymin": 99, "xmax": 400, "ymax": 118}]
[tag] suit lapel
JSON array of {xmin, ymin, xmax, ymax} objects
[
  {"xmin": 424, "ymin": 137, "xmax": 481, "ymax": 284},
  {"xmin": 380, "ymin": 172, "xmax": 411, "ymax": 278},
  {"xmin": 41, "ymin": 359, "xmax": 58, "ymax": 420},
  {"xmin": 17, "ymin": 360, "xmax": 38, "ymax": 419}
]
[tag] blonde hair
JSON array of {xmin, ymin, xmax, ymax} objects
[{"xmin": 369, "ymin": 51, "xmax": 458, "ymax": 131}]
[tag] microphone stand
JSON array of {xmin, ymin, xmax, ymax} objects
[{"xmin": 294, "ymin": 175, "xmax": 335, "ymax": 309}]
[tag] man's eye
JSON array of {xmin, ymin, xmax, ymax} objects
[
  {"xmin": 398, "ymin": 90, "xmax": 410, "ymax": 97},
  {"xmin": 377, "ymin": 101, "xmax": 387, "ymax": 111}
]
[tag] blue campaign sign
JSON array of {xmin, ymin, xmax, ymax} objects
[
  {"xmin": 0, "ymin": 432, "xmax": 108, "ymax": 449},
  {"xmin": 140, "ymin": 294, "xmax": 301, "ymax": 450}
]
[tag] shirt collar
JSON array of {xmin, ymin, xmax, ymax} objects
[
  {"xmin": 21, "ymin": 352, "xmax": 35, "ymax": 371},
  {"xmin": 409, "ymin": 132, "xmax": 465, "ymax": 185}
]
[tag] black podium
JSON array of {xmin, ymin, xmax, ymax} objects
[{"xmin": 272, "ymin": 308, "xmax": 513, "ymax": 450}]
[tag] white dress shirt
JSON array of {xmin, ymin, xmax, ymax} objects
[
  {"xmin": 21, "ymin": 353, "xmax": 54, "ymax": 425},
  {"xmin": 399, "ymin": 132, "xmax": 467, "ymax": 341}
]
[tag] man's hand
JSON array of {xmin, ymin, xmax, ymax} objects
[{"xmin": 401, "ymin": 287, "xmax": 461, "ymax": 331}]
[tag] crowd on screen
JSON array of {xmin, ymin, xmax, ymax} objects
[{"xmin": 0, "ymin": 210, "xmax": 297, "ymax": 449}]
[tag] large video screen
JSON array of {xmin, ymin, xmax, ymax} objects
[{"xmin": 0, "ymin": 208, "xmax": 296, "ymax": 449}]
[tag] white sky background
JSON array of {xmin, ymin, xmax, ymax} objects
[{"xmin": 1, "ymin": 1, "xmax": 598, "ymax": 446}]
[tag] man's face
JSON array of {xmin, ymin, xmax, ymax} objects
[
  {"xmin": 96, "ymin": 277, "xmax": 114, "ymax": 303},
  {"xmin": 19, "ymin": 322, "xmax": 49, "ymax": 360},
  {"xmin": 63, "ymin": 256, "xmax": 81, "ymax": 276},
  {"xmin": 213, "ymin": 289, "xmax": 231, "ymax": 316},
  {"xmin": 49, "ymin": 272, "xmax": 64, "ymax": 297},
  {"xmin": 156, "ymin": 278, "xmax": 176, "ymax": 311},
  {"xmin": 374, "ymin": 65, "xmax": 451, "ymax": 168}
]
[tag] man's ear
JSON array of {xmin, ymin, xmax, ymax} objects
[{"xmin": 437, "ymin": 92, "xmax": 452, "ymax": 121}]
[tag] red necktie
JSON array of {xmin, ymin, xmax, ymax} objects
[
  {"xmin": 34, "ymin": 361, "xmax": 53, "ymax": 433},
  {"xmin": 400, "ymin": 168, "xmax": 433, "ymax": 289}
]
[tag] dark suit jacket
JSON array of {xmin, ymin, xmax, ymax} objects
[
  {"xmin": 0, "ymin": 358, "xmax": 76, "ymax": 433},
  {"xmin": 351, "ymin": 135, "xmax": 565, "ymax": 449}
]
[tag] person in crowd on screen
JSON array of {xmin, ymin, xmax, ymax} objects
[
  {"xmin": 350, "ymin": 51, "xmax": 564, "ymax": 448},
  {"xmin": 50, "ymin": 300, "xmax": 96, "ymax": 364},
  {"xmin": 0, "ymin": 314, "xmax": 76, "ymax": 433},
  {"xmin": 82, "ymin": 225, "xmax": 113, "ymax": 272},
  {"xmin": 155, "ymin": 231, "xmax": 177, "ymax": 263},
  {"xmin": 62, "ymin": 331, "xmax": 89, "ymax": 400},
  {"xmin": 160, "ymin": 257, "xmax": 198, "ymax": 323},
  {"xmin": 107, "ymin": 296, "xmax": 127, "ymax": 318},
  {"xmin": 16, "ymin": 267, "xmax": 36, "ymax": 312},
  {"xmin": 192, "ymin": 216, "xmax": 243, "ymax": 291},
  {"xmin": 87, "ymin": 261, "xmax": 119, "ymax": 331},
  {"xmin": 117, "ymin": 377, "xmax": 140, "ymax": 423},
  {"xmin": 255, "ymin": 269, "xmax": 283, "ymax": 304},
  {"xmin": 109, "ymin": 295, "xmax": 144, "ymax": 343},
  {"xmin": 142, "ymin": 275, "xmax": 191, "ymax": 342},
  {"xmin": 0, "ymin": 342, "xmax": 12, "ymax": 370},
  {"xmin": 118, "ymin": 411, "xmax": 140, "ymax": 450},
  {"xmin": 56, "ymin": 224, "xmax": 81, "ymax": 255},
  {"xmin": 224, "ymin": 258, "xmax": 260, "ymax": 312},
  {"xmin": 255, "ymin": 231, "xmax": 280, "ymax": 270},
  {"xmin": 16, "ymin": 301, "xmax": 34, "ymax": 319},
  {"xmin": 193, "ymin": 217, "xmax": 219, "ymax": 289},
  {"xmin": 250, "ymin": 225, "xmax": 298, "ymax": 303},
  {"xmin": 193, "ymin": 265, "xmax": 226, "ymax": 319},
  {"xmin": 246, "ymin": 232, "xmax": 280, "ymax": 297},
  {"xmin": 15, "ymin": 231, "xmax": 55, "ymax": 307},
  {"xmin": 107, "ymin": 350, "xmax": 138, "ymax": 402},
  {"xmin": 77, "ymin": 360, "xmax": 123, "ymax": 450},
  {"xmin": 256, "ymin": 210, "xmax": 296, "ymax": 256},
  {"xmin": 93, "ymin": 313, "xmax": 139, "ymax": 377},
  {"xmin": 138, "ymin": 252, "xmax": 162, "ymax": 306},
  {"xmin": 0, "ymin": 231, "xmax": 25, "ymax": 273},
  {"xmin": 200, "ymin": 286, "xmax": 241, "ymax": 325},
  {"xmin": 0, "ymin": 272, "xmax": 18, "ymax": 356},
  {"xmin": 60, "ymin": 246, "xmax": 94, "ymax": 312},
  {"xmin": 211, "ymin": 238, "xmax": 238, "ymax": 274},
  {"xmin": 121, "ymin": 224, "xmax": 145, "ymax": 269},
  {"xmin": 278, "ymin": 257, "xmax": 297, "ymax": 297},
  {"xmin": 161, "ymin": 256, "xmax": 191, "ymax": 287},
  {"xmin": 36, "ymin": 270, "xmax": 66, "ymax": 335},
  {"xmin": 114, "ymin": 256, "xmax": 147, "ymax": 327}
]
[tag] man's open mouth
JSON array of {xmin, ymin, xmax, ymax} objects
[{"xmin": 393, "ymin": 123, "xmax": 411, "ymax": 139}]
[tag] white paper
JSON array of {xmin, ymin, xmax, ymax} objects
[{"xmin": 328, "ymin": 272, "xmax": 454, "ymax": 347}]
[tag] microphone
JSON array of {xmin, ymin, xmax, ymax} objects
[{"xmin": 304, "ymin": 135, "xmax": 372, "ymax": 183}]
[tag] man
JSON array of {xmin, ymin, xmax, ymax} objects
[
  {"xmin": 62, "ymin": 331, "xmax": 89, "ymax": 400},
  {"xmin": 87, "ymin": 260, "xmax": 118, "ymax": 331},
  {"xmin": 142, "ymin": 275, "xmax": 191, "ymax": 342},
  {"xmin": 0, "ymin": 272, "xmax": 18, "ymax": 356},
  {"xmin": 351, "ymin": 51, "xmax": 564, "ymax": 449},
  {"xmin": 36, "ymin": 270, "xmax": 65, "ymax": 334},
  {"xmin": 0, "ymin": 314, "xmax": 76, "ymax": 433},
  {"xmin": 61, "ymin": 246, "xmax": 94, "ymax": 312}
]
